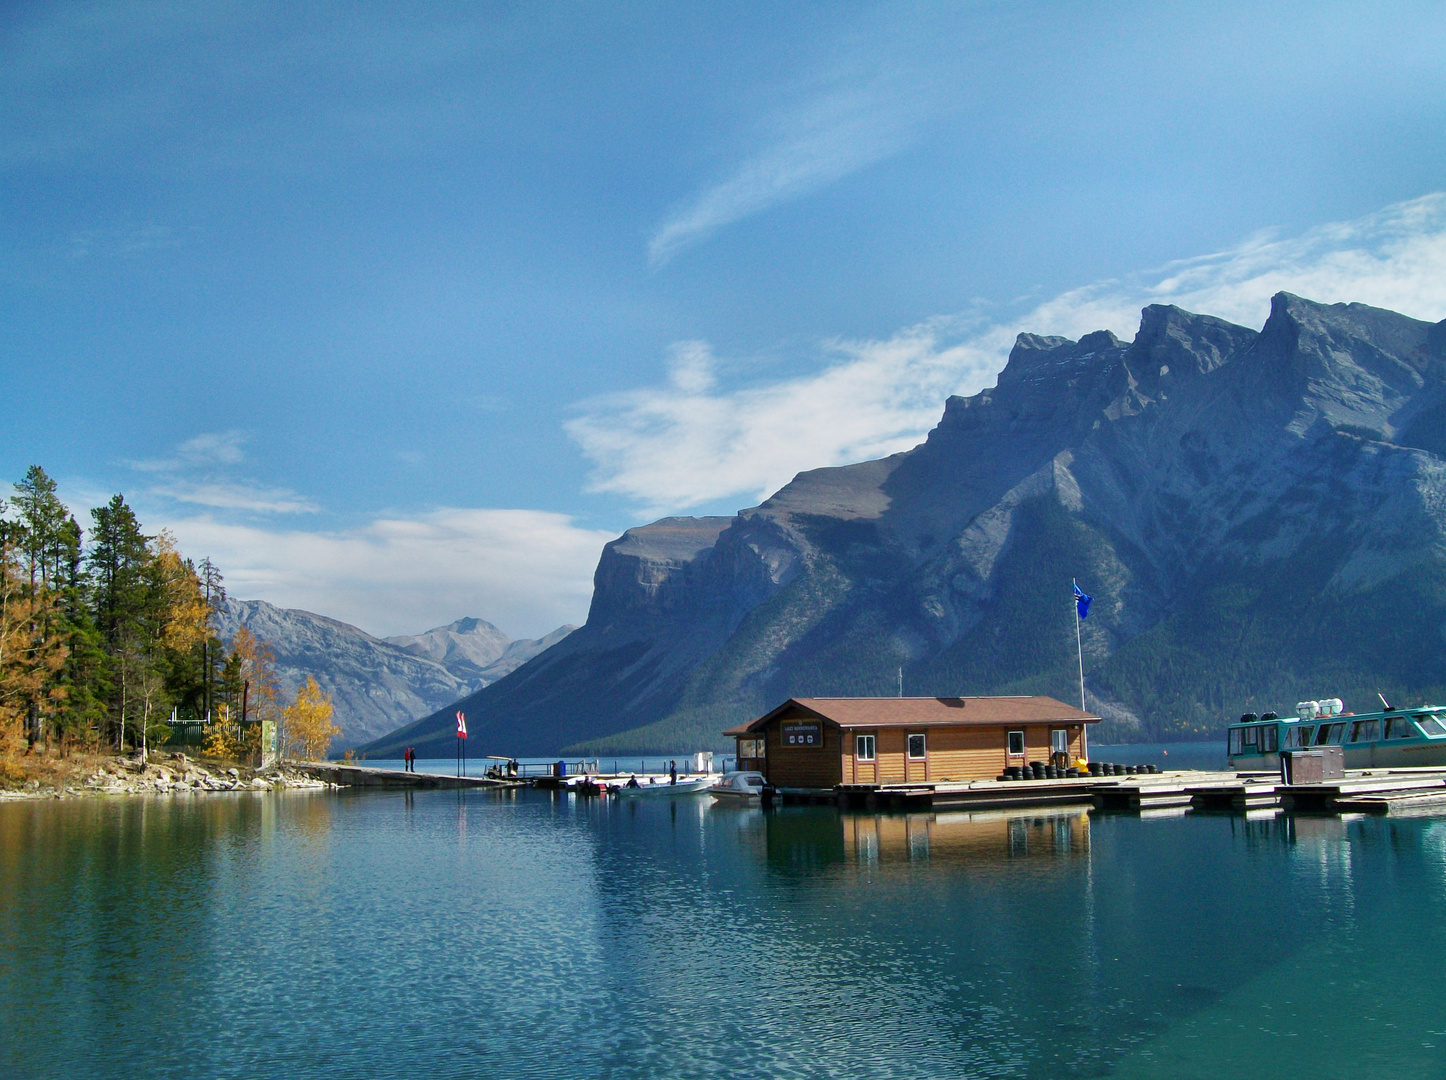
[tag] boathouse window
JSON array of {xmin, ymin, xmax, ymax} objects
[
  {"xmin": 1415, "ymin": 715, "xmax": 1446, "ymax": 737},
  {"xmin": 1386, "ymin": 716, "xmax": 1417, "ymax": 739},
  {"xmin": 1008, "ymin": 730, "xmax": 1025, "ymax": 756},
  {"xmin": 855, "ymin": 734, "xmax": 876, "ymax": 761},
  {"xmin": 1259, "ymin": 726, "xmax": 1278, "ymax": 753},
  {"xmin": 907, "ymin": 733, "xmax": 927, "ymax": 759},
  {"xmin": 781, "ymin": 722, "xmax": 822, "ymax": 748},
  {"xmin": 1349, "ymin": 720, "xmax": 1381, "ymax": 743},
  {"xmin": 1051, "ymin": 729, "xmax": 1070, "ymax": 755},
  {"xmin": 738, "ymin": 738, "xmax": 765, "ymax": 759}
]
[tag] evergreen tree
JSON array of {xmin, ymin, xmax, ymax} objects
[{"xmin": 88, "ymin": 495, "xmax": 151, "ymax": 750}]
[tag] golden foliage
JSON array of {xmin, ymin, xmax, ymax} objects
[
  {"xmin": 0, "ymin": 547, "xmax": 66, "ymax": 769},
  {"xmin": 201, "ymin": 711, "xmax": 241, "ymax": 759},
  {"xmin": 283, "ymin": 676, "xmax": 339, "ymax": 762},
  {"xmin": 150, "ymin": 532, "xmax": 210, "ymax": 653},
  {"xmin": 230, "ymin": 627, "xmax": 279, "ymax": 724}
]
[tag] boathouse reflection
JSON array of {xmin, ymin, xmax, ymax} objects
[{"xmin": 763, "ymin": 805, "xmax": 1090, "ymax": 871}]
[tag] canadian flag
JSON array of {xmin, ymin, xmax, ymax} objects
[{"xmin": 456, "ymin": 711, "xmax": 468, "ymax": 739}]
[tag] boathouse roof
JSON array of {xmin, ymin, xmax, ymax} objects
[{"xmin": 724, "ymin": 696, "xmax": 1099, "ymax": 736}]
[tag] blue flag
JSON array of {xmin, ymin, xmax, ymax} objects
[{"xmin": 1073, "ymin": 580, "xmax": 1092, "ymax": 620}]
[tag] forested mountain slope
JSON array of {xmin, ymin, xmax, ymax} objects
[{"xmin": 363, "ymin": 293, "xmax": 1446, "ymax": 757}]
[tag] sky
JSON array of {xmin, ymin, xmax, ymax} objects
[{"xmin": 4, "ymin": 1, "xmax": 1446, "ymax": 639}]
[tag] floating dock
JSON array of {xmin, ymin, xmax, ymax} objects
[{"xmin": 815, "ymin": 766, "xmax": 1446, "ymax": 816}]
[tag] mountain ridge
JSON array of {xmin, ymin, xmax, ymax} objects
[
  {"xmin": 360, "ymin": 292, "xmax": 1446, "ymax": 758},
  {"xmin": 215, "ymin": 600, "xmax": 574, "ymax": 750}
]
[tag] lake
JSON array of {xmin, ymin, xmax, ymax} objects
[{"xmin": 2, "ymin": 788, "xmax": 1442, "ymax": 1079}]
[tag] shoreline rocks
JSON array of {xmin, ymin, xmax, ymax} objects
[{"xmin": 0, "ymin": 752, "xmax": 336, "ymax": 801}]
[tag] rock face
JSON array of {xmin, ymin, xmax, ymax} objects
[
  {"xmin": 214, "ymin": 600, "xmax": 574, "ymax": 751},
  {"xmin": 363, "ymin": 293, "xmax": 1446, "ymax": 756}
]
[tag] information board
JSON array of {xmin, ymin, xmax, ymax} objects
[{"xmin": 781, "ymin": 721, "xmax": 822, "ymax": 748}]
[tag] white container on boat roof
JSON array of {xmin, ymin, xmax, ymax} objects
[{"xmin": 1296, "ymin": 700, "xmax": 1320, "ymax": 720}]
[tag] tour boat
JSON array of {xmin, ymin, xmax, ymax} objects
[
  {"xmin": 1227, "ymin": 698, "xmax": 1446, "ymax": 770},
  {"xmin": 709, "ymin": 771, "xmax": 768, "ymax": 803}
]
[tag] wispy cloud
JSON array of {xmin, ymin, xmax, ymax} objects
[
  {"xmin": 581, "ymin": 193, "xmax": 1446, "ymax": 511},
  {"xmin": 126, "ymin": 430, "xmax": 317, "ymax": 515},
  {"xmin": 162, "ymin": 508, "xmax": 615, "ymax": 639},
  {"xmin": 150, "ymin": 481, "xmax": 319, "ymax": 516},
  {"xmin": 646, "ymin": 2, "xmax": 974, "ymax": 266},
  {"xmin": 648, "ymin": 73, "xmax": 928, "ymax": 265}
]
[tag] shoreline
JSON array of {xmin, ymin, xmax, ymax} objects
[{"xmin": 0, "ymin": 752, "xmax": 336, "ymax": 802}]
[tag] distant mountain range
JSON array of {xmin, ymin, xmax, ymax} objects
[
  {"xmin": 360, "ymin": 292, "xmax": 1446, "ymax": 758},
  {"xmin": 214, "ymin": 600, "xmax": 573, "ymax": 750}
]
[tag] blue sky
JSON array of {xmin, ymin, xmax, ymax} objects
[{"xmin": 4, "ymin": 1, "xmax": 1446, "ymax": 637}]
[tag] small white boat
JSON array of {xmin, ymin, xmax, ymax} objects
[
  {"xmin": 610, "ymin": 774, "xmax": 718, "ymax": 797},
  {"xmin": 710, "ymin": 771, "xmax": 768, "ymax": 803}
]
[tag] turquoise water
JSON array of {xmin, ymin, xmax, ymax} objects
[{"xmin": 2, "ymin": 791, "xmax": 1444, "ymax": 1079}]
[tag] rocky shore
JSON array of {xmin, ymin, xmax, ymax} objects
[{"xmin": 0, "ymin": 753, "xmax": 335, "ymax": 801}]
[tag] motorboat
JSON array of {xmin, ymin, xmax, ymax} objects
[
  {"xmin": 710, "ymin": 771, "xmax": 768, "ymax": 803},
  {"xmin": 1227, "ymin": 697, "xmax": 1446, "ymax": 770},
  {"xmin": 610, "ymin": 774, "xmax": 719, "ymax": 797}
]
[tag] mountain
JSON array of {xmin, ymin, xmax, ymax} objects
[
  {"xmin": 215, "ymin": 600, "xmax": 575, "ymax": 751},
  {"xmin": 359, "ymin": 293, "xmax": 1446, "ymax": 758}
]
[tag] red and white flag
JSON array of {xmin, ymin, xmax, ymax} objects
[{"xmin": 456, "ymin": 711, "xmax": 468, "ymax": 739}]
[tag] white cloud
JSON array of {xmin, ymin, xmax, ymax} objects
[
  {"xmin": 162, "ymin": 508, "xmax": 615, "ymax": 640},
  {"xmin": 579, "ymin": 193, "xmax": 1446, "ymax": 511},
  {"xmin": 124, "ymin": 430, "xmax": 320, "ymax": 515},
  {"xmin": 177, "ymin": 430, "xmax": 247, "ymax": 466},
  {"xmin": 150, "ymin": 481, "xmax": 319, "ymax": 516}
]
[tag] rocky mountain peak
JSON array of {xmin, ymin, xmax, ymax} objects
[{"xmin": 363, "ymin": 293, "xmax": 1446, "ymax": 758}]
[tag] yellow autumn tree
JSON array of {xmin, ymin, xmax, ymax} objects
[
  {"xmin": 0, "ymin": 537, "xmax": 66, "ymax": 776},
  {"xmin": 283, "ymin": 676, "xmax": 339, "ymax": 762},
  {"xmin": 225, "ymin": 627, "xmax": 278, "ymax": 758}
]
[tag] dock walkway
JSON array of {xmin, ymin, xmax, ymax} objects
[
  {"xmin": 823, "ymin": 766, "xmax": 1446, "ymax": 815},
  {"xmin": 298, "ymin": 762, "xmax": 527, "ymax": 791}
]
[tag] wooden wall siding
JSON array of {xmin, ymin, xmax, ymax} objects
[
  {"xmin": 843, "ymin": 724, "xmax": 1089, "ymax": 783},
  {"xmin": 764, "ymin": 717, "xmax": 843, "ymax": 788},
  {"xmin": 873, "ymin": 729, "xmax": 908, "ymax": 783}
]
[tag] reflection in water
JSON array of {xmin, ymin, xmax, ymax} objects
[
  {"xmin": 763, "ymin": 806, "xmax": 1091, "ymax": 871},
  {"xmin": 3, "ymin": 793, "xmax": 1446, "ymax": 1080}
]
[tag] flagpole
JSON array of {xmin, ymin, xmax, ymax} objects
[{"xmin": 1074, "ymin": 590, "xmax": 1086, "ymax": 714}]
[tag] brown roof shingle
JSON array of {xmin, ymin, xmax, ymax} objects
[{"xmin": 724, "ymin": 695, "xmax": 1098, "ymax": 736}]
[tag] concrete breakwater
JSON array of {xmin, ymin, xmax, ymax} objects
[{"xmin": 295, "ymin": 762, "xmax": 524, "ymax": 790}]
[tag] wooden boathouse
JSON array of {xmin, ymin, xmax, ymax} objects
[{"xmin": 726, "ymin": 696, "xmax": 1100, "ymax": 791}]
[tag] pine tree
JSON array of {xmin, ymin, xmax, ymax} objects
[
  {"xmin": 88, "ymin": 495, "xmax": 152, "ymax": 750},
  {"xmin": 52, "ymin": 515, "xmax": 108, "ymax": 752},
  {"xmin": 11, "ymin": 466, "xmax": 71, "ymax": 747}
]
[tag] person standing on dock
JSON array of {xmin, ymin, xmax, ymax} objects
[{"xmin": 669, "ymin": 760, "xmax": 677, "ymax": 785}]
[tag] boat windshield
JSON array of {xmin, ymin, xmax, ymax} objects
[
  {"xmin": 745, "ymin": 776, "xmax": 765, "ymax": 787},
  {"xmin": 1415, "ymin": 715, "xmax": 1446, "ymax": 737}
]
